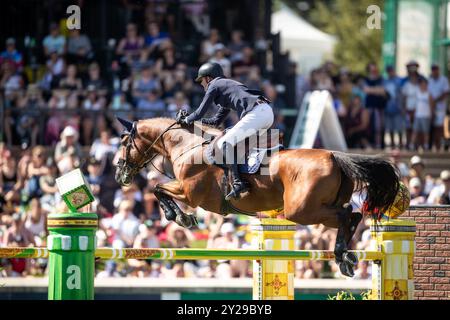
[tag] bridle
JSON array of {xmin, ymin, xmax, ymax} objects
[{"xmin": 117, "ymin": 121, "xmax": 177, "ymax": 184}]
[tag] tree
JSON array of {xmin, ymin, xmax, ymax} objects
[{"xmin": 308, "ymin": 0, "xmax": 384, "ymax": 74}]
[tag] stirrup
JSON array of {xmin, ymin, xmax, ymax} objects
[{"xmin": 225, "ymin": 181, "xmax": 249, "ymax": 201}]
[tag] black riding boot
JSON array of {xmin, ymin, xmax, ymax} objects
[{"xmin": 222, "ymin": 142, "xmax": 249, "ymax": 201}]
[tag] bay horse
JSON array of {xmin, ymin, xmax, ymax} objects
[{"xmin": 114, "ymin": 117, "xmax": 399, "ymax": 277}]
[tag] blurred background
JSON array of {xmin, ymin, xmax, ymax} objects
[{"xmin": 0, "ymin": 0, "xmax": 449, "ymax": 299}]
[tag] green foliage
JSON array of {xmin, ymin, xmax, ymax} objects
[
  {"xmin": 310, "ymin": 0, "xmax": 384, "ymax": 73},
  {"xmin": 327, "ymin": 290, "xmax": 373, "ymax": 300}
]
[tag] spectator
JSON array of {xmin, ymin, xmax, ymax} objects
[
  {"xmin": 132, "ymin": 63, "xmax": 161, "ymax": 104},
  {"xmin": 59, "ymin": 64, "xmax": 82, "ymax": 92},
  {"xmin": 23, "ymin": 197, "xmax": 46, "ymax": 246},
  {"xmin": 116, "ymin": 23, "xmax": 144, "ymax": 67},
  {"xmin": 166, "ymin": 223, "xmax": 194, "ymax": 248},
  {"xmin": 167, "ymin": 91, "xmax": 190, "ymax": 118},
  {"xmin": 384, "ymin": 65, "xmax": 404, "ymax": 149},
  {"xmin": 232, "ymin": 46, "xmax": 257, "ymax": 82},
  {"xmin": 401, "ymin": 60, "xmax": 423, "ymax": 148},
  {"xmin": 16, "ymin": 84, "xmax": 44, "ymax": 148},
  {"xmin": 410, "ymin": 77, "xmax": 433, "ymax": 151},
  {"xmin": 43, "ymin": 23, "xmax": 66, "ymax": 57},
  {"xmin": 142, "ymin": 21, "xmax": 170, "ymax": 61},
  {"xmin": 2, "ymin": 213, "xmax": 35, "ymax": 248},
  {"xmin": 363, "ymin": 63, "xmax": 388, "ymax": 148},
  {"xmin": 0, "ymin": 38, "xmax": 23, "ymax": 70},
  {"xmin": 343, "ymin": 95, "xmax": 370, "ymax": 148},
  {"xmin": 90, "ymin": 129, "xmax": 119, "ymax": 162},
  {"xmin": 39, "ymin": 158, "xmax": 59, "ymax": 213},
  {"xmin": 54, "ymin": 126, "xmax": 83, "ymax": 174},
  {"xmin": 200, "ymin": 28, "xmax": 221, "ymax": 63},
  {"xmin": 111, "ymin": 200, "xmax": 140, "ymax": 248},
  {"xmin": 84, "ymin": 62, "xmax": 107, "ymax": 95},
  {"xmin": 136, "ymin": 89, "xmax": 165, "ymax": 119},
  {"xmin": 428, "ymin": 64, "xmax": 449, "ymax": 151},
  {"xmin": 427, "ymin": 170, "xmax": 450, "ymax": 205},
  {"xmin": 41, "ymin": 51, "xmax": 65, "ymax": 91},
  {"xmin": 353, "ymin": 261, "xmax": 371, "ymax": 280},
  {"xmin": 81, "ymin": 85, "xmax": 107, "ymax": 145},
  {"xmin": 228, "ymin": 30, "xmax": 248, "ymax": 63},
  {"xmin": 409, "ymin": 177, "xmax": 426, "ymax": 205},
  {"xmin": 133, "ymin": 220, "xmax": 160, "ymax": 248},
  {"xmin": 66, "ymin": 29, "xmax": 93, "ymax": 65},
  {"xmin": 209, "ymin": 43, "xmax": 231, "ymax": 78}
]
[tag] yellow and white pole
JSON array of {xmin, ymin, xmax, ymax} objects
[
  {"xmin": 370, "ymin": 218, "xmax": 416, "ymax": 300},
  {"xmin": 251, "ymin": 218, "xmax": 296, "ymax": 300}
]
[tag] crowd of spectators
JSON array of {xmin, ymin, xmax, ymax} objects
[
  {"xmin": 296, "ymin": 60, "xmax": 450, "ymax": 151},
  {"xmin": 1, "ymin": 7, "xmax": 450, "ymax": 282}
]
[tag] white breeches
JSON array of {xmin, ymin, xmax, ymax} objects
[{"xmin": 216, "ymin": 103, "xmax": 274, "ymax": 149}]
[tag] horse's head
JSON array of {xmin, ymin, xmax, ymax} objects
[{"xmin": 115, "ymin": 117, "xmax": 155, "ymax": 186}]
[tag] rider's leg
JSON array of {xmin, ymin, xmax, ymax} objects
[
  {"xmin": 222, "ymin": 141, "xmax": 249, "ymax": 200},
  {"xmin": 217, "ymin": 103, "xmax": 274, "ymax": 200}
]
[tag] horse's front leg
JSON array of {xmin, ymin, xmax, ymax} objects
[{"xmin": 154, "ymin": 180, "xmax": 197, "ymax": 228}]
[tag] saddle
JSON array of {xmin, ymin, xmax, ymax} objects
[{"xmin": 203, "ymin": 129, "xmax": 284, "ymax": 174}]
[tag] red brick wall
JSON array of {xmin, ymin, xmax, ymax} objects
[{"xmin": 402, "ymin": 206, "xmax": 450, "ymax": 300}]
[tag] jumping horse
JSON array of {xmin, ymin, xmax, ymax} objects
[{"xmin": 114, "ymin": 117, "xmax": 400, "ymax": 277}]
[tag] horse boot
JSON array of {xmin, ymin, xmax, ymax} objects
[{"xmin": 222, "ymin": 142, "xmax": 249, "ymax": 201}]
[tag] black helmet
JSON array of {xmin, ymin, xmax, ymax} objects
[{"xmin": 195, "ymin": 62, "xmax": 224, "ymax": 82}]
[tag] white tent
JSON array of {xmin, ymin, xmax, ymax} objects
[{"xmin": 271, "ymin": 7, "xmax": 336, "ymax": 75}]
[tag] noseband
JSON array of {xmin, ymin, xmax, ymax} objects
[{"xmin": 118, "ymin": 121, "xmax": 177, "ymax": 183}]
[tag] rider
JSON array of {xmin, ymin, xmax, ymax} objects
[{"xmin": 176, "ymin": 62, "xmax": 274, "ymax": 200}]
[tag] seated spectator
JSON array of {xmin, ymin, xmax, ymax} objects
[
  {"xmin": 24, "ymin": 197, "xmax": 46, "ymax": 246},
  {"xmin": 90, "ymin": 129, "xmax": 118, "ymax": 161},
  {"xmin": 116, "ymin": 23, "xmax": 144, "ymax": 67},
  {"xmin": 81, "ymin": 86, "xmax": 107, "ymax": 145},
  {"xmin": 39, "ymin": 158, "xmax": 59, "ymax": 213},
  {"xmin": 113, "ymin": 184, "xmax": 145, "ymax": 219},
  {"xmin": 200, "ymin": 28, "xmax": 221, "ymax": 63},
  {"xmin": 0, "ymin": 38, "xmax": 23, "ymax": 71},
  {"xmin": 84, "ymin": 62, "xmax": 107, "ymax": 95},
  {"xmin": 96, "ymin": 260, "xmax": 122, "ymax": 278},
  {"xmin": 16, "ymin": 84, "xmax": 44, "ymax": 148},
  {"xmin": 0, "ymin": 60, "xmax": 24, "ymax": 106},
  {"xmin": 207, "ymin": 222, "xmax": 240, "ymax": 278},
  {"xmin": 167, "ymin": 91, "xmax": 190, "ymax": 118},
  {"xmin": 136, "ymin": 89, "xmax": 165, "ymax": 119},
  {"xmin": 66, "ymin": 29, "xmax": 93, "ymax": 65},
  {"xmin": 227, "ymin": 30, "xmax": 248, "ymax": 63},
  {"xmin": 111, "ymin": 200, "xmax": 140, "ymax": 249},
  {"xmin": 232, "ymin": 46, "xmax": 257, "ymax": 82},
  {"xmin": 2, "ymin": 213, "xmax": 35, "ymax": 248},
  {"xmin": 155, "ymin": 43, "xmax": 178, "ymax": 73},
  {"xmin": 54, "ymin": 126, "xmax": 83, "ymax": 174},
  {"xmin": 59, "ymin": 64, "xmax": 82, "ymax": 93},
  {"xmin": 142, "ymin": 21, "xmax": 170, "ymax": 61},
  {"xmin": 43, "ymin": 23, "xmax": 66, "ymax": 57},
  {"xmin": 166, "ymin": 223, "xmax": 195, "ymax": 248},
  {"xmin": 21, "ymin": 146, "xmax": 50, "ymax": 202},
  {"xmin": 132, "ymin": 63, "xmax": 161, "ymax": 104},
  {"xmin": 343, "ymin": 95, "xmax": 370, "ymax": 148},
  {"xmin": 353, "ymin": 261, "xmax": 371, "ymax": 280},
  {"xmin": 161, "ymin": 64, "xmax": 193, "ymax": 99},
  {"xmin": 409, "ymin": 155, "xmax": 435, "ymax": 196},
  {"xmin": 209, "ymin": 43, "xmax": 231, "ymax": 78},
  {"xmin": 263, "ymin": 83, "xmax": 287, "ymax": 110},
  {"xmin": 427, "ymin": 170, "xmax": 450, "ymax": 205},
  {"xmin": 409, "ymin": 177, "xmax": 427, "ymax": 205},
  {"xmin": 133, "ymin": 220, "xmax": 160, "ymax": 248},
  {"xmin": 41, "ymin": 51, "xmax": 65, "ymax": 92},
  {"xmin": 86, "ymin": 157, "xmax": 103, "ymax": 204}
]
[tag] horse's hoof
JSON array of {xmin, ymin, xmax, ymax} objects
[
  {"xmin": 162, "ymin": 205, "xmax": 176, "ymax": 221},
  {"xmin": 343, "ymin": 251, "xmax": 358, "ymax": 266},
  {"xmin": 339, "ymin": 262, "xmax": 355, "ymax": 277},
  {"xmin": 175, "ymin": 214, "xmax": 193, "ymax": 228}
]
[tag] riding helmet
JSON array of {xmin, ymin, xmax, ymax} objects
[{"xmin": 195, "ymin": 62, "xmax": 224, "ymax": 82}]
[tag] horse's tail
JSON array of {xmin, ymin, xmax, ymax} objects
[{"xmin": 332, "ymin": 151, "xmax": 400, "ymax": 218}]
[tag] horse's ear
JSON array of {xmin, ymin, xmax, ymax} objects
[{"xmin": 117, "ymin": 117, "xmax": 134, "ymax": 132}]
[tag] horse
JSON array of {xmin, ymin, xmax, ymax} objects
[{"xmin": 114, "ymin": 117, "xmax": 400, "ymax": 277}]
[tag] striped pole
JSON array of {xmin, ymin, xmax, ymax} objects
[
  {"xmin": 370, "ymin": 218, "xmax": 416, "ymax": 300},
  {"xmin": 47, "ymin": 212, "xmax": 98, "ymax": 300},
  {"xmin": 251, "ymin": 218, "xmax": 296, "ymax": 300}
]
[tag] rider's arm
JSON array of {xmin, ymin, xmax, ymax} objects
[
  {"xmin": 185, "ymin": 84, "xmax": 218, "ymax": 124},
  {"xmin": 201, "ymin": 105, "xmax": 230, "ymax": 127}
]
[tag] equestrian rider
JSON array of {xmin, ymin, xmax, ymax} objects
[{"xmin": 176, "ymin": 62, "xmax": 274, "ymax": 201}]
